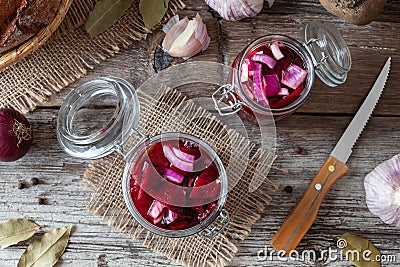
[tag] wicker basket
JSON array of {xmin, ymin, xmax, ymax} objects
[{"xmin": 0, "ymin": 0, "xmax": 73, "ymax": 71}]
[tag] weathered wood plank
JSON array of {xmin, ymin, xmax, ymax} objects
[
  {"xmin": 1, "ymin": 1, "xmax": 400, "ymax": 266},
  {"xmin": 1, "ymin": 110, "xmax": 399, "ymax": 266}
]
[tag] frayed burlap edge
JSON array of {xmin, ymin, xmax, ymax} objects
[
  {"xmin": 0, "ymin": 0, "xmax": 185, "ymax": 114},
  {"xmin": 83, "ymin": 87, "xmax": 278, "ymax": 267}
]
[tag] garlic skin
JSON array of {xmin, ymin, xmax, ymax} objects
[
  {"xmin": 162, "ymin": 14, "xmax": 210, "ymax": 58},
  {"xmin": 205, "ymin": 0, "xmax": 272, "ymax": 21},
  {"xmin": 364, "ymin": 154, "xmax": 400, "ymax": 228}
]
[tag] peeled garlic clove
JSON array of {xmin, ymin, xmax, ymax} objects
[
  {"xmin": 205, "ymin": 0, "xmax": 266, "ymax": 21},
  {"xmin": 364, "ymin": 154, "xmax": 400, "ymax": 228},
  {"xmin": 163, "ymin": 14, "xmax": 210, "ymax": 58}
]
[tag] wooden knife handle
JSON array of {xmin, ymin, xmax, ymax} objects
[{"xmin": 270, "ymin": 156, "xmax": 349, "ymax": 255}]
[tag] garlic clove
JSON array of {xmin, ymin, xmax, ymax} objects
[
  {"xmin": 205, "ymin": 0, "xmax": 266, "ymax": 21},
  {"xmin": 162, "ymin": 14, "xmax": 210, "ymax": 58},
  {"xmin": 162, "ymin": 17, "xmax": 189, "ymax": 52},
  {"xmin": 364, "ymin": 154, "xmax": 400, "ymax": 228}
]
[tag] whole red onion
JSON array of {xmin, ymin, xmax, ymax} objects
[{"xmin": 0, "ymin": 108, "xmax": 33, "ymax": 162}]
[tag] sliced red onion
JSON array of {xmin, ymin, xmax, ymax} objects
[
  {"xmin": 163, "ymin": 145, "xmax": 194, "ymax": 172},
  {"xmin": 164, "ymin": 209, "xmax": 178, "ymax": 225},
  {"xmin": 277, "ymin": 87, "xmax": 290, "ymax": 96},
  {"xmin": 263, "ymin": 74, "xmax": 281, "ymax": 97},
  {"xmin": 281, "ymin": 63, "xmax": 308, "ymax": 90},
  {"xmin": 241, "ymin": 61, "xmax": 249, "ymax": 82},
  {"xmin": 172, "ymin": 146, "xmax": 195, "ymax": 162},
  {"xmin": 270, "ymin": 43, "xmax": 284, "ymax": 60},
  {"xmin": 164, "ymin": 168, "xmax": 185, "ymax": 184},
  {"xmin": 252, "ymin": 63, "xmax": 269, "ymax": 106},
  {"xmin": 148, "ymin": 200, "xmax": 165, "ymax": 219},
  {"xmin": 247, "ymin": 58, "xmax": 255, "ymax": 72},
  {"xmin": 242, "ymin": 82, "xmax": 255, "ymax": 100},
  {"xmin": 251, "ymin": 53, "xmax": 277, "ymax": 69}
]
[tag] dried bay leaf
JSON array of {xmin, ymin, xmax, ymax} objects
[
  {"xmin": 339, "ymin": 233, "xmax": 382, "ymax": 267},
  {"xmin": 18, "ymin": 225, "xmax": 72, "ymax": 267},
  {"xmin": 85, "ymin": 0, "xmax": 135, "ymax": 37},
  {"xmin": 139, "ymin": 0, "xmax": 169, "ymax": 30},
  {"xmin": 0, "ymin": 219, "xmax": 41, "ymax": 249}
]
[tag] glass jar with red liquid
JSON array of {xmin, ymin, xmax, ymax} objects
[
  {"xmin": 213, "ymin": 21, "xmax": 351, "ymax": 121},
  {"xmin": 57, "ymin": 77, "xmax": 229, "ymax": 238}
]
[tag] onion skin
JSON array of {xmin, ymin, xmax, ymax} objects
[{"xmin": 0, "ymin": 108, "xmax": 33, "ymax": 162}]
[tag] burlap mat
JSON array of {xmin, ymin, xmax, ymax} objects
[
  {"xmin": 0, "ymin": 0, "xmax": 185, "ymax": 113},
  {"xmin": 83, "ymin": 86, "xmax": 278, "ymax": 267}
]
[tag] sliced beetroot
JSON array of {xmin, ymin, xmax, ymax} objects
[
  {"xmin": 168, "ymin": 219, "xmax": 198, "ymax": 230},
  {"xmin": 146, "ymin": 143, "xmax": 169, "ymax": 168},
  {"xmin": 190, "ymin": 180, "xmax": 221, "ymax": 200},
  {"xmin": 251, "ymin": 53, "xmax": 277, "ymax": 69},
  {"xmin": 272, "ymin": 54, "xmax": 292, "ymax": 76},
  {"xmin": 263, "ymin": 74, "xmax": 281, "ymax": 97},
  {"xmin": 179, "ymin": 140, "xmax": 201, "ymax": 160},
  {"xmin": 281, "ymin": 63, "xmax": 308, "ymax": 90},
  {"xmin": 164, "ymin": 167, "xmax": 185, "ymax": 184},
  {"xmin": 270, "ymin": 43, "xmax": 284, "ymax": 60},
  {"xmin": 141, "ymin": 161, "xmax": 163, "ymax": 192},
  {"xmin": 198, "ymin": 202, "xmax": 218, "ymax": 221},
  {"xmin": 184, "ymin": 173, "xmax": 197, "ymax": 187},
  {"xmin": 172, "ymin": 146, "xmax": 195, "ymax": 162},
  {"xmin": 270, "ymin": 84, "xmax": 305, "ymax": 109},
  {"xmin": 149, "ymin": 180, "xmax": 187, "ymax": 206},
  {"xmin": 163, "ymin": 145, "xmax": 194, "ymax": 172},
  {"xmin": 193, "ymin": 166, "xmax": 217, "ymax": 187}
]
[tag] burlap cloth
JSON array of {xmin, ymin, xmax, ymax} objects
[
  {"xmin": 0, "ymin": 0, "xmax": 185, "ymax": 113},
  {"xmin": 83, "ymin": 86, "xmax": 278, "ymax": 267}
]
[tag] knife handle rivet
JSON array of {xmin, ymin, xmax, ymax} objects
[
  {"xmin": 328, "ymin": 165, "xmax": 335, "ymax": 172},
  {"xmin": 315, "ymin": 183, "xmax": 322, "ymax": 191}
]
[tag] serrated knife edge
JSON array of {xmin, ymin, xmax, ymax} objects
[{"xmin": 330, "ymin": 57, "xmax": 391, "ymax": 164}]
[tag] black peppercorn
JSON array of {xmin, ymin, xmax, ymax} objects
[
  {"xmin": 30, "ymin": 177, "xmax": 39, "ymax": 185},
  {"xmin": 284, "ymin": 186, "xmax": 293, "ymax": 193},
  {"xmin": 37, "ymin": 197, "xmax": 45, "ymax": 205},
  {"xmin": 294, "ymin": 146, "xmax": 303, "ymax": 154},
  {"xmin": 18, "ymin": 182, "xmax": 25, "ymax": 189}
]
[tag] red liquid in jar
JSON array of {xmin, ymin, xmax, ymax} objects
[
  {"xmin": 234, "ymin": 42, "xmax": 308, "ymax": 110},
  {"xmin": 129, "ymin": 138, "xmax": 221, "ymax": 230}
]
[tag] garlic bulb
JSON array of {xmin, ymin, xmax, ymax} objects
[
  {"xmin": 162, "ymin": 14, "xmax": 210, "ymax": 58},
  {"xmin": 205, "ymin": 0, "xmax": 273, "ymax": 21},
  {"xmin": 364, "ymin": 154, "xmax": 400, "ymax": 228}
]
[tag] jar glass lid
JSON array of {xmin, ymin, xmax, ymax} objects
[
  {"xmin": 302, "ymin": 21, "xmax": 352, "ymax": 87},
  {"xmin": 57, "ymin": 77, "xmax": 140, "ymax": 159}
]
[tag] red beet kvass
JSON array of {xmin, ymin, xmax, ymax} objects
[{"xmin": 129, "ymin": 137, "xmax": 223, "ymax": 231}]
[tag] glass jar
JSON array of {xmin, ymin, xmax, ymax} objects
[
  {"xmin": 57, "ymin": 77, "xmax": 230, "ymax": 238},
  {"xmin": 213, "ymin": 21, "xmax": 351, "ymax": 121}
]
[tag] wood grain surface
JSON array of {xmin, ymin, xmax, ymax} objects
[{"xmin": 1, "ymin": 0, "xmax": 400, "ymax": 266}]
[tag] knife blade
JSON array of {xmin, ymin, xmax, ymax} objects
[{"xmin": 270, "ymin": 57, "xmax": 391, "ymax": 255}]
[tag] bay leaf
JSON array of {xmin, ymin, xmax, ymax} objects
[
  {"xmin": 0, "ymin": 219, "xmax": 41, "ymax": 249},
  {"xmin": 339, "ymin": 233, "xmax": 382, "ymax": 267},
  {"xmin": 17, "ymin": 225, "xmax": 72, "ymax": 267},
  {"xmin": 139, "ymin": 0, "xmax": 169, "ymax": 30},
  {"xmin": 85, "ymin": 0, "xmax": 135, "ymax": 37}
]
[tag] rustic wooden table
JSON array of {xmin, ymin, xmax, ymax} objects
[{"xmin": 1, "ymin": 1, "xmax": 400, "ymax": 266}]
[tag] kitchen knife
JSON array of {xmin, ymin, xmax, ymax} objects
[{"xmin": 270, "ymin": 57, "xmax": 392, "ymax": 255}]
